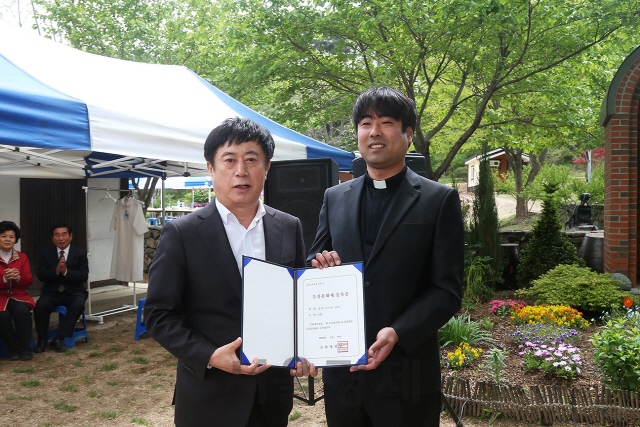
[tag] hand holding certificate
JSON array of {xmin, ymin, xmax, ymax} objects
[{"xmin": 241, "ymin": 257, "xmax": 367, "ymax": 369}]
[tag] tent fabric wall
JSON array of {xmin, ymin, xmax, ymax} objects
[{"xmin": 0, "ymin": 21, "xmax": 354, "ymax": 174}]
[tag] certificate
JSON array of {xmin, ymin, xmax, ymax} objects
[{"xmin": 241, "ymin": 256, "xmax": 366, "ymax": 368}]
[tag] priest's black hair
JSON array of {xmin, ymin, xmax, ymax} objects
[{"xmin": 352, "ymin": 86, "xmax": 417, "ymax": 134}]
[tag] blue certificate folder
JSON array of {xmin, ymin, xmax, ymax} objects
[{"xmin": 241, "ymin": 256, "xmax": 367, "ymax": 369}]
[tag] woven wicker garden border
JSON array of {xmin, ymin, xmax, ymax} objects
[{"xmin": 442, "ymin": 376, "xmax": 640, "ymax": 425}]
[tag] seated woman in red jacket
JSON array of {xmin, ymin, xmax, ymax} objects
[{"xmin": 0, "ymin": 221, "xmax": 34, "ymax": 361}]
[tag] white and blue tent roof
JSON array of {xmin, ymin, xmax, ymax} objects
[{"xmin": 0, "ymin": 22, "xmax": 354, "ymax": 178}]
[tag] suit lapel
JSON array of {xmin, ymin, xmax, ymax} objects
[
  {"xmin": 195, "ymin": 201, "xmax": 243, "ymax": 299},
  {"xmin": 263, "ymin": 206, "xmax": 283, "ymax": 264},
  {"xmin": 367, "ymin": 170, "xmax": 421, "ymax": 267},
  {"xmin": 342, "ymin": 177, "xmax": 365, "ymax": 263}
]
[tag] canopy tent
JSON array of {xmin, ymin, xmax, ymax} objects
[
  {"xmin": 128, "ymin": 176, "xmax": 212, "ymax": 190},
  {"xmin": 0, "ymin": 21, "xmax": 354, "ymax": 179}
]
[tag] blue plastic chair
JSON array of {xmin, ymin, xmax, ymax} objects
[
  {"xmin": 46, "ymin": 306, "xmax": 88, "ymax": 348},
  {"xmin": 135, "ymin": 297, "xmax": 147, "ymax": 340},
  {"xmin": 0, "ymin": 335, "xmax": 35, "ymax": 358},
  {"xmin": 148, "ymin": 218, "xmax": 157, "ymax": 226}
]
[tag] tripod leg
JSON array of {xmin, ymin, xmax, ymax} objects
[{"xmin": 441, "ymin": 391, "xmax": 463, "ymax": 427}]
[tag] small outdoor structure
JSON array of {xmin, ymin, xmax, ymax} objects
[
  {"xmin": 464, "ymin": 148, "xmax": 530, "ymax": 191},
  {"xmin": 600, "ymin": 45, "xmax": 640, "ymax": 287}
]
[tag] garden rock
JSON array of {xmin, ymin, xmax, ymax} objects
[{"xmin": 611, "ymin": 273, "xmax": 632, "ymax": 291}]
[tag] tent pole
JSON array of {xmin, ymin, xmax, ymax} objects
[
  {"xmin": 83, "ymin": 185, "xmax": 96, "ymax": 321},
  {"xmin": 161, "ymin": 175, "xmax": 166, "ymax": 225}
]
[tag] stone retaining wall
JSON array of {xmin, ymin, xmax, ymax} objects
[
  {"xmin": 499, "ymin": 229, "xmax": 588, "ymax": 252},
  {"xmin": 144, "ymin": 226, "xmax": 162, "ymax": 273}
]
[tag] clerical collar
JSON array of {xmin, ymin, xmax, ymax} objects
[{"xmin": 364, "ymin": 166, "xmax": 407, "ymax": 190}]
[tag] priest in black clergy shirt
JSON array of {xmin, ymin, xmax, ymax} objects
[
  {"xmin": 308, "ymin": 86, "xmax": 464, "ymax": 426},
  {"xmin": 144, "ymin": 117, "xmax": 312, "ymax": 427}
]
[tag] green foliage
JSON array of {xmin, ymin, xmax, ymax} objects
[
  {"xmin": 53, "ymin": 401, "xmax": 77, "ymax": 412},
  {"xmin": 33, "ymin": 0, "xmax": 640, "ymax": 180},
  {"xmin": 569, "ymin": 164, "xmax": 605, "ymax": 204},
  {"xmin": 463, "ymin": 244, "xmax": 495, "ymax": 303},
  {"xmin": 132, "ymin": 418, "xmax": 149, "ymax": 425},
  {"xmin": 288, "ymin": 411, "xmax": 302, "ymax": 421},
  {"xmin": 524, "ymin": 164, "xmax": 575, "ymax": 205},
  {"xmin": 58, "ymin": 384, "xmax": 78, "ymax": 392},
  {"xmin": 439, "ymin": 315, "xmax": 494, "ymax": 347},
  {"xmin": 102, "ymin": 363, "xmax": 118, "ymax": 371},
  {"xmin": 468, "ymin": 143, "xmax": 502, "ymax": 286},
  {"xmin": 591, "ymin": 311, "xmax": 640, "ymax": 392},
  {"xmin": 518, "ymin": 264, "xmax": 629, "ymax": 313},
  {"xmin": 480, "ymin": 318, "xmax": 494, "ymax": 331},
  {"xmin": 517, "ymin": 183, "xmax": 585, "ymax": 286},
  {"xmin": 128, "ymin": 357, "xmax": 149, "ymax": 364},
  {"xmin": 480, "ymin": 347, "xmax": 508, "ymax": 385},
  {"xmin": 12, "ymin": 368, "xmax": 35, "ymax": 374},
  {"xmin": 20, "ymin": 380, "xmax": 42, "ymax": 387},
  {"xmin": 93, "ymin": 411, "xmax": 118, "ymax": 419}
]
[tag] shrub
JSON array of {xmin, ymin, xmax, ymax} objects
[
  {"xmin": 517, "ymin": 183, "xmax": 585, "ymax": 286},
  {"xmin": 441, "ymin": 343, "xmax": 482, "ymax": 370},
  {"xmin": 591, "ymin": 310, "xmax": 640, "ymax": 392},
  {"xmin": 510, "ymin": 305, "xmax": 589, "ymax": 329},
  {"xmin": 463, "ymin": 244, "xmax": 495, "ymax": 303},
  {"xmin": 468, "ymin": 142, "xmax": 502, "ymax": 286},
  {"xmin": 511, "ymin": 324, "xmax": 581, "ymax": 346},
  {"xmin": 518, "ymin": 264, "xmax": 630, "ymax": 313},
  {"xmin": 518, "ymin": 342, "xmax": 583, "ymax": 379},
  {"xmin": 439, "ymin": 314, "xmax": 494, "ymax": 347}
]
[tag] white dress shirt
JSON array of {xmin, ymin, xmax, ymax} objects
[
  {"xmin": 1, "ymin": 249, "xmax": 11, "ymax": 283},
  {"xmin": 215, "ymin": 198, "xmax": 266, "ymax": 275}
]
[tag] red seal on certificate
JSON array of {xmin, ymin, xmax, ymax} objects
[{"xmin": 337, "ymin": 341, "xmax": 348, "ymax": 353}]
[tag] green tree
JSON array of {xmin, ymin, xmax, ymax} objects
[
  {"xmin": 517, "ymin": 183, "xmax": 585, "ymax": 287},
  {"xmin": 221, "ymin": 0, "xmax": 639, "ymax": 180},
  {"xmin": 468, "ymin": 143, "xmax": 502, "ymax": 286}
]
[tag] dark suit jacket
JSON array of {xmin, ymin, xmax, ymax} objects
[
  {"xmin": 145, "ymin": 200, "xmax": 306, "ymax": 427},
  {"xmin": 37, "ymin": 245, "xmax": 89, "ymax": 296},
  {"xmin": 307, "ymin": 168, "xmax": 464, "ymax": 396}
]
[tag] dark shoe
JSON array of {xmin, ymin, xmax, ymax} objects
[
  {"xmin": 20, "ymin": 350, "xmax": 33, "ymax": 361},
  {"xmin": 50, "ymin": 338, "xmax": 66, "ymax": 353},
  {"xmin": 6, "ymin": 350, "xmax": 20, "ymax": 361},
  {"xmin": 34, "ymin": 340, "xmax": 47, "ymax": 353}
]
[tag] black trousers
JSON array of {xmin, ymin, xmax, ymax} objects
[
  {"xmin": 324, "ymin": 383, "xmax": 441, "ymax": 427},
  {"xmin": 34, "ymin": 290, "xmax": 86, "ymax": 340},
  {"xmin": 0, "ymin": 299, "xmax": 32, "ymax": 351}
]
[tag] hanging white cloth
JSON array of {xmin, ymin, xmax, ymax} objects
[{"xmin": 109, "ymin": 196, "xmax": 148, "ymax": 282}]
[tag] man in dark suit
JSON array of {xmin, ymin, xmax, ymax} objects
[
  {"xmin": 308, "ymin": 87, "xmax": 464, "ymax": 426},
  {"xmin": 144, "ymin": 117, "xmax": 308, "ymax": 427},
  {"xmin": 34, "ymin": 225, "xmax": 89, "ymax": 353}
]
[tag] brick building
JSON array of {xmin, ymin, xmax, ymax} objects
[{"xmin": 599, "ymin": 46, "xmax": 640, "ymax": 287}]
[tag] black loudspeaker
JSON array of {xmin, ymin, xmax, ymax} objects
[
  {"xmin": 352, "ymin": 153, "xmax": 428, "ymax": 178},
  {"xmin": 264, "ymin": 158, "xmax": 339, "ymax": 251}
]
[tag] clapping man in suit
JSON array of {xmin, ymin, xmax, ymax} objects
[
  {"xmin": 34, "ymin": 225, "xmax": 89, "ymax": 353},
  {"xmin": 308, "ymin": 86, "xmax": 464, "ymax": 426},
  {"xmin": 145, "ymin": 117, "xmax": 309, "ymax": 427}
]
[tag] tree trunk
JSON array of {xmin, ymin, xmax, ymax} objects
[{"xmin": 515, "ymin": 196, "xmax": 528, "ymax": 218}]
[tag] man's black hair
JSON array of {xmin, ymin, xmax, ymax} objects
[
  {"xmin": 204, "ymin": 117, "xmax": 275, "ymax": 166},
  {"xmin": 352, "ymin": 86, "xmax": 417, "ymax": 133},
  {"xmin": 51, "ymin": 224, "xmax": 72, "ymax": 236},
  {"xmin": 0, "ymin": 221, "xmax": 21, "ymax": 243}
]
